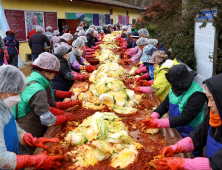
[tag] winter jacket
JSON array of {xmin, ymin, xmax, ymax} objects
[
  {"xmin": 140, "ymin": 44, "xmax": 157, "ymax": 63},
  {"xmin": 86, "ymin": 34, "xmax": 94, "ymax": 48},
  {"xmin": 189, "ymin": 73, "xmax": 222, "ymax": 170},
  {"xmin": 29, "ymin": 33, "xmax": 50, "ymax": 54},
  {"xmin": 121, "ymin": 33, "xmax": 127, "ymax": 38},
  {"xmin": 14, "ymin": 71, "xmax": 56, "ymax": 125},
  {"xmin": 127, "ymin": 40, "xmax": 136, "ymax": 49},
  {"xmin": 0, "ymin": 99, "xmax": 26, "ymax": 169},
  {"xmin": 154, "ymin": 65, "xmax": 206, "ymax": 129},
  {"xmin": 68, "ymin": 51, "xmax": 87, "ymax": 71},
  {"xmin": 44, "ymin": 31, "xmax": 53, "ymax": 40},
  {"xmin": 151, "ymin": 59, "xmax": 180, "ymax": 101},
  {"xmin": 156, "ymin": 43, "xmax": 165, "ymax": 51},
  {"xmin": 27, "ymin": 29, "xmax": 37, "ymax": 40},
  {"xmin": 50, "ymin": 35, "xmax": 61, "ymax": 48},
  {"xmin": 72, "ymin": 34, "xmax": 78, "ymax": 42},
  {"xmin": 3, "ymin": 35, "xmax": 19, "ymax": 55}
]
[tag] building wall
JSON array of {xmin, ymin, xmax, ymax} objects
[{"xmin": 1, "ymin": 0, "xmax": 141, "ymax": 61}]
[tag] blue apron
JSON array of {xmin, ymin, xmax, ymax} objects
[
  {"xmin": 0, "ymin": 109, "xmax": 19, "ymax": 154},
  {"xmin": 206, "ymin": 126, "xmax": 222, "ymax": 158},
  {"xmin": 169, "ymin": 95, "xmax": 200, "ymax": 157},
  {"xmin": 148, "ymin": 64, "xmax": 154, "ymax": 80},
  {"xmin": 132, "ymin": 41, "xmax": 135, "ymax": 48}
]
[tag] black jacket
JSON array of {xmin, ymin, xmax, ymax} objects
[
  {"xmin": 86, "ymin": 34, "xmax": 94, "ymax": 48},
  {"xmin": 189, "ymin": 73, "xmax": 222, "ymax": 170},
  {"xmin": 127, "ymin": 40, "xmax": 136, "ymax": 49},
  {"xmin": 72, "ymin": 34, "xmax": 78, "ymax": 43},
  {"xmin": 29, "ymin": 33, "xmax": 50, "ymax": 54},
  {"xmin": 154, "ymin": 65, "xmax": 206, "ymax": 128}
]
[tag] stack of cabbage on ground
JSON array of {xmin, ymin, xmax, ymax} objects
[{"xmin": 64, "ymin": 112, "xmax": 143, "ymax": 169}]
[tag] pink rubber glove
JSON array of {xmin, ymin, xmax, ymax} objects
[
  {"xmin": 129, "ymin": 54, "xmax": 135, "ymax": 58},
  {"xmin": 184, "ymin": 158, "xmax": 211, "ymax": 170},
  {"xmin": 119, "ymin": 46, "xmax": 127, "ymax": 49},
  {"xmin": 71, "ymin": 71, "xmax": 78, "ymax": 76},
  {"xmin": 155, "ymin": 118, "xmax": 170, "ymax": 128},
  {"xmin": 150, "ymin": 112, "xmax": 160, "ymax": 119},
  {"xmin": 139, "ymin": 86, "xmax": 153, "ymax": 94},
  {"xmin": 139, "ymin": 63, "xmax": 144, "ymax": 69},
  {"xmin": 133, "ymin": 73, "xmax": 150, "ymax": 82},
  {"xmin": 141, "ymin": 118, "xmax": 170, "ymax": 128},
  {"xmin": 154, "ymin": 157, "xmax": 211, "ymax": 170},
  {"xmin": 134, "ymin": 66, "xmax": 148, "ymax": 75},
  {"xmin": 127, "ymin": 48, "xmax": 136, "ymax": 56},
  {"xmin": 95, "ymin": 42, "xmax": 100, "ymax": 45},
  {"xmin": 86, "ymin": 52, "xmax": 95, "ymax": 55},
  {"xmin": 160, "ymin": 137, "xmax": 195, "ymax": 157}
]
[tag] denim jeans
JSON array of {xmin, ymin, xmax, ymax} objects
[{"xmin": 32, "ymin": 53, "xmax": 40, "ymax": 61}]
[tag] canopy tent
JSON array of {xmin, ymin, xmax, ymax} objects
[{"xmin": 0, "ymin": 2, "xmax": 10, "ymax": 38}]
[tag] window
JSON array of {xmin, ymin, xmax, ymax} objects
[
  {"xmin": 132, "ymin": 19, "xmax": 136, "ymax": 24},
  {"xmin": 111, "ymin": 19, "xmax": 113, "ymax": 24},
  {"xmin": 110, "ymin": 9, "xmax": 113, "ymax": 15},
  {"xmin": 126, "ymin": 11, "xmax": 128, "ymax": 16}
]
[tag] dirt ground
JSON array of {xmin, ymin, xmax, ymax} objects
[{"xmin": 20, "ymin": 64, "xmax": 32, "ymax": 77}]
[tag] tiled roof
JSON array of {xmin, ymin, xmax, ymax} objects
[{"xmin": 78, "ymin": 0, "xmax": 146, "ymax": 11}]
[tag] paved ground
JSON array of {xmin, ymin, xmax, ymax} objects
[{"xmin": 20, "ymin": 63, "xmax": 32, "ymax": 77}]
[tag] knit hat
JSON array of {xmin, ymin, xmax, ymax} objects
[
  {"xmin": 131, "ymin": 31, "xmax": 139, "ymax": 39},
  {"xmin": 149, "ymin": 51, "xmax": 168, "ymax": 64},
  {"xmin": 131, "ymin": 28, "xmax": 138, "ymax": 34}
]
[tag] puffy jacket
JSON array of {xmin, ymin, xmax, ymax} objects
[
  {"xmin": 3, "ymin": 35, "xmax": 19, "ymax": 55},
  {"xmin": 156, "ymin": 43, "xmax": 165, "ymax": 51},
  {"xmin": 86, "ymin": 34, "xmax": 94, "ymax": 48},
  {"xmin": 151, "ymin": 59, "xmax": 180, "ymax": 101},
  {"xmin": 29, "ymin": 33, "xmax": 50, "ymax": 54}
]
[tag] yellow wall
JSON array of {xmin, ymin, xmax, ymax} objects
[{"xmin": 1, "ymin": 0, "xmax": 141, "ymax": 61}]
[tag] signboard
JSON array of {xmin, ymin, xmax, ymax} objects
[
  {"xmin": 4, "ymin": 10, "xmax": 26, "ymax": 41},
  {"xmin": 44, "ymin": 12, "xmax": 58, "ymax": 32},
  {"xmin": 194, "ymin": 22, "xmax": 216, "ymax": 78},
  {"xmin": 4, "ymin": 9, "xmax": 58, "ymax": 41},
  {"xmin": 194, "ymin": 8, "xmax": 218, "ymax": 78}
]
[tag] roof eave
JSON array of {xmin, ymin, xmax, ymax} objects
[{"xmin": 62, "ymin": 0, "xmax": 146, "ymax": 11}]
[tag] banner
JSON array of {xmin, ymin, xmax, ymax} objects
[
  {"xmin": 105, "ymin": 14, "xmax": 110, "ymax": 25},
  {"xmin": 118, "ymin": 15, "xmax": 122, "ymax": 24},
  {"xmin": 85, "ymin": 13, "xmax": 93, "ymax": 26},
  {"xmin": 93, "ymin": 14, "xmax": 99, "ymax": 26},
  {"xmin": 126, "ymin": 16, "xmax": 129, "ymax": 25}
]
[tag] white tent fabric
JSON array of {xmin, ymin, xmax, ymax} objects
[{"xmin": 0, "ymin": 2, "xmax": 10, "ymax": 38}]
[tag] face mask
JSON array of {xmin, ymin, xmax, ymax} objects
[
  {"xmin": 77, "ymin": 49, "xmax": 83, "ymax": 56},
  {"xmin": 2, "ymin": 94, "xmax": 21, "ymax": 108},
  {"xmin": 62, "ymin": 53, "xmax": 70, "ymax": 60}
]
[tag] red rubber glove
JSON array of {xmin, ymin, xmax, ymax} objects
[
  {"xmin": 49, "ymin": 107, "xmax": 66, "ymax": 116},
  {"xmin": 160, "ymin": 137, "xmax": 195, "ymax": 157},
  {"xmin": 133, "ymin": 86, "xmax": 141, "ymax": 94},
  {"xmin": 134, "ymin": 66, "xmax": 148, "ymax": 75},
  {"xmin": 22, "ymin": 133, "xmax": 60, "ymax": 149},
  {"xmin": 154, "ymin": 157, "xmax": 186, "ymax": 170},
  {"xmin": 56, "ymin": 100, "xmax": 82, "ymax": 110},
  {"xmin": 16, "ymin": 151, "xmax": 63, "ymax": 170},
  {"xmin": 133, "ymin": 73, "xmax": 150, "ymax": 82},
  {"xmin": 85, "ymin": 65, "xmax": 97, "ymax": 73},
  {"xmin": 54, "ymin": 112, "xmax": 77, "ymax": 126},
  {"xmin": 73, "ymin": 74, "xmax": 89, "ymax": 81},
  {"xmin": 141, "ymin": 117, "xmax": 158, "ymax": 128},
  {"xmin": 122, "ymin": 59, "xmax": 131, "ymax": 62},
  {"xmin": 3, "ymin": 49, "xmax": 9, "ymax": 60},
  {"xmin": 55, "ymin": 90, "xmax": 73, "ymax": 99},
  {"xmin": 85, "ymin": 55, "xmax": 95, "ymax": 58}
]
